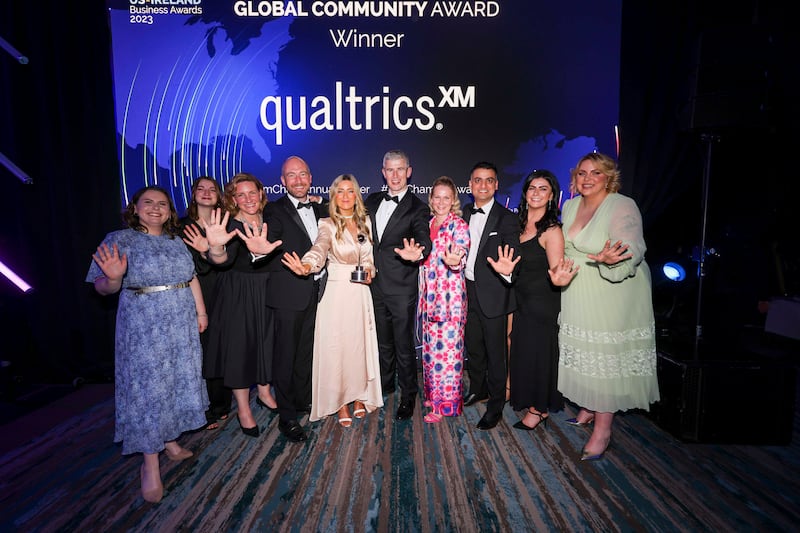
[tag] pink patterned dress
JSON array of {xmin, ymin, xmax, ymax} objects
[{"xmin": 418, "ymin": 212, "xmax": 469, "ymax": 417}]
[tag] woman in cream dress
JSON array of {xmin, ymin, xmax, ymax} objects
[{"xmin": 283, "ymin": 174, "xmax": 383, "ymax": 427}]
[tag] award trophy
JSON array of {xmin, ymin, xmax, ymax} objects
[{"xmin": 351, "ymin": 234, "xmax": 368, "ymax": 283}]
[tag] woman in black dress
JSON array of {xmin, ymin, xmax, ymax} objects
[
  {"xmin": 488, "ymin": 170, "xmax": 577, "ymax": 430},
  {"xmin": 201, "ymin": 173, "xmax": 282, "ymax": 437},
  {"xmin": 181, "ymin": 176, "xmax": 232, "ymax": 430}
]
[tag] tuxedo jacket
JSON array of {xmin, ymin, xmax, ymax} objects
[
  {"xmin": 463, "ymin": 201, "xmax": 520, "ymax": 318},
  {"xmin": 365, "ymin": 190, "xmax": 432, "ymax": 296},
  {"xmin": 263, "ymin": 195, "xmax": 328, "ymax": 310}
]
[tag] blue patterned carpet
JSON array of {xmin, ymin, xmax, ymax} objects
[{"xmin": 1, "ymin": 377, "xmax": 799, "ymax": 532}]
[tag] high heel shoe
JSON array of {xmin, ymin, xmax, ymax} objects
[
  {"xmin": 565, "ymin": 410, "xmax": 595, "ymax": 427},
  {"xmin": 337, "ymin": 406, "xmax": 352, "ymax": 428},
  {"xmin": 513, "ymin": 409, "xmax": 548, "ymax": 431},
  {"xmin": 256, "ymin": 396, "xmax": 277, "ymax": 412},
  {"xmin": 353, "ymin": 401, "xmax": 366, "ymax": 419},
  {"xmin": 581, "ymin": 438, "xmax": 611, "ymax": 461},
  {"xmin": 237, "ymin": 415, "xmax": 260, "ymax": 437},
  {"xmin": 164, "ymin": 447, "xmax": 193, "ymax": 462}
]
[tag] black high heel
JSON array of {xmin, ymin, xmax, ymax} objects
[
  {"xmin": 256, "ymin": 396, "xmax": 277, "ymax": 412},
  {"xmin": 237, "ymin": 415, "xmax": 260, "ymax": 437},
  {"xmin": 513, "ymin": 409, "xmax": 548, "ymax": 431}
]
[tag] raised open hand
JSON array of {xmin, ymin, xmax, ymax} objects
[
  {"xmin": 442, "ymin": 243, "xmax": 466, "ymax": 267},
  {"xmin": 281, "ymin": 251, "xmax": 310, "ymax": 277},
  {"xmin": 547, "ymin": 257, "xmax": 580, "ymax": 286},
  {"xmin": 182, "ymin": 223, "xmax": 209, "ymax": 253},
  {"xmin": 587, "ymin": 239, "xmax": 632, "ymax": 265},
  {"xmin": 198, "ymin": 208, "xmax": 236, "ymax": 248},
  {"xmin": 393, "ymin": 237, "xmax": 425, "ymax": 262},
  {"xmin": 487, "ymin": 244, "xmax": 520, "ymax": 276},
  {"xmin": 92, "ymin": 243, "xmax": 127, "ymax": 281},
  {"xmin": 234, "ymin": 221, "xmax": 283, "ymax": 256}
]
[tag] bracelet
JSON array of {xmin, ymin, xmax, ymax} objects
[{"xmin": 197, "ymin": 313, "xmax": 208, "ymax": 318}]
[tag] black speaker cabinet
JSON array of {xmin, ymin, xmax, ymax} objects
[{"xmin": 650, "ymin": 352, "xmax": 796, "ymax": 445}]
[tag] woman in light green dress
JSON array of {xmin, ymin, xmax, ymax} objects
[{"xmin": 558, "ymin": 152, "xmax": 660, "ymax": 461}]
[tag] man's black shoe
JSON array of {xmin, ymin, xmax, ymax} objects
[
  {"xmin": 395, "ymin": 397, "xmax": 415, "ymax": 420},
  {"xmin": 464, "ymin": 392, "xmax": 488, "ymax": 407},
  {"xmin": 476, "ymin": 411, "xmax": 502, "ymax": 430},
  {"xmin": 278, "ymin": 419, "xmax": 308, "ymax": 442}
]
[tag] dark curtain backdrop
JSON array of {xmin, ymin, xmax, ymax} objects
[{"xmin": 0, "ymin": 1, "xmax": 793, "ymax": 384}]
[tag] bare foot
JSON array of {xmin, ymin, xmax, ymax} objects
[{"xmin": 140, "ymin": 459, "xmax": 163, "ymax": 503}]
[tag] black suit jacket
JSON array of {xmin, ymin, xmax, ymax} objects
[
  {"xmin": 263, "ymin": 195, "xmax": 328, "ymax": 310},
  {"xmin": 365, "ymin": 190, "xmax": 432, "ymax": 296},
  {"xmin": 463, "ymin": 201, "xmax": 520, "ymax": 318}
]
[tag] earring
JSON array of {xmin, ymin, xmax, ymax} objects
[{"xmin": 547, "ymin": 199, "xmax": 552, "ymax": 209}]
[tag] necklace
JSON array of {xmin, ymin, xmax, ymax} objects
[{"xmin": 342, "ymin": 214, "xmax": 354, "ymax": 219}]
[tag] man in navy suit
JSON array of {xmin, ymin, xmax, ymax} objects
[
  {"xmin": 365, "ymin": 150, "xmax": 432, "ymax": 420},
  {"xmin": 250, "ymin": 155, "xmax": 327, "ymax": 442},
  {"xmin": 462, "ymin": 161, "xmax": 520, "ymax": 430}
]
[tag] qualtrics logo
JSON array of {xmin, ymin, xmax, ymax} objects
[{"xmin": 259, "ymin": 82, "xmax": 476, "ymax": 145}]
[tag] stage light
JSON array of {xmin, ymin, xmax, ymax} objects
[
  {"xmin": 0, "ymin": 259, "xmax": 33, "ymax": 292},
  {"xmin": 662, "ymin": 262, "xmax": 686, "ymax": 282},
  {"xmin": 0, "ymin": 35, "xmax": 29, "ymax": 64},
  {"xmin": 0, "ymin": 151, "xmax": 33, "ymax": 184}
]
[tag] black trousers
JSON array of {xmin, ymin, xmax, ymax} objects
[
  {"xmin": 271, "ymin": 292, "xmax": 317, "ymax": 423},
  {"xmin": 464, "ymin": 280, "xmax": 508, "ymax": 415},
  {"xmin": 372, "ymin": 284, "xmax": 419, "ymax": 399}
]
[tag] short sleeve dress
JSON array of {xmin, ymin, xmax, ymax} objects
[
  {"xmin": 86, "ymin": 228, "xmax": 208, "ymax": 455},
  {"xmin": 558, "ymin": 194, "xmax": 660, "ymax": 413}
]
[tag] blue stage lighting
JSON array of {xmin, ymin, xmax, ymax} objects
[{"xmin": 662, "ymin": 262, "xmax": 686, "ymax": 282}]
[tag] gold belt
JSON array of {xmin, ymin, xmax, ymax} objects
[{"xmin": 127, "ymin": 280, "xmax": 191, "ymax": 295}]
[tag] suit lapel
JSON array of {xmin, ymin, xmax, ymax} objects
[
  {"xmin": 382, "ymin": 193, "xmax": 411, "ymax": 240},
  {"xmin": 478, "ymin": 204, "xmax": 500, "ymax": 255}
]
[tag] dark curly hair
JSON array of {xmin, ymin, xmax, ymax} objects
[
  {"xmin": 123, "ymin": 186, "xmax": 181, "ymax": 237},
  {"xmin": 518, "ymin": 169, "xmax": 562, "ymax": 237}
]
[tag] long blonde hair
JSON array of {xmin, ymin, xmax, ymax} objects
[{"xmin": 328, "ymin": 174, "xmax": 371, "ymax": 242}]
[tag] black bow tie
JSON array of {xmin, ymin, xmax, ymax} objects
[
  {"xmin": 470, "ymin": 206, "xmax": 485, "ymax": 215},
  {"xmin": 383, "ymin": 193, "xmax": 399, "ymax": 204},
  {"xmin": 296, "ymin": 201, "xmax": 312, "ymax": 209}
]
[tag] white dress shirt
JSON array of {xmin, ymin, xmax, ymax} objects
[{"xmin": 375, "ymin": 187, "xmax": 408, "ymax": 241}]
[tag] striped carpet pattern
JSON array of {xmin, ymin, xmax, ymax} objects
[{"xmin": 1, "ymin": 385, "xmax": 798, "ymax": 532}]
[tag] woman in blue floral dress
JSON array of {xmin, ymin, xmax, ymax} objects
[{"xmin": 87, "ymin": 186, "xmax": 209, "ymax": 503}]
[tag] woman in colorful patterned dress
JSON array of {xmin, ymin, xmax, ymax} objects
[
  {"xmin": 87, "ymin": 186, "xmax": 209, "ymax": 503},
  {"xmin": 417, "ymin": 176, "xmax": 470, "ymax": 423}
]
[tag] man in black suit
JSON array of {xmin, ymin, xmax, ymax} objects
[
  {"xmin": 365, "ymin": 150, "xmax": 431, "ymax": 420},
  {"xmin": 250, "ymin": 155, "xmax": 327, "ymax": 442},
  {"xmin": 462, "ymin": 161, "xmax": 520, "ymax": 430}
]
